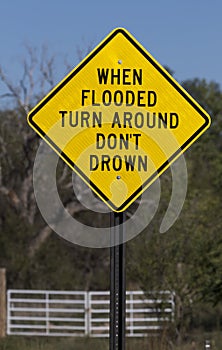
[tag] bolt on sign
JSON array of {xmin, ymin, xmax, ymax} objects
[{"xmin": 28, "ymin": 28, "xmax": 211, "ymax": 212}]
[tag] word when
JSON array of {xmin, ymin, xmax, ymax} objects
[{"xmin": 97, "ymin": 68, "xmax": 143, "ymax": 85}]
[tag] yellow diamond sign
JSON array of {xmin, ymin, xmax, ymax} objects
[{"xmin": 28, "ymin": 28, "xmax": 211, "ymax": 212}]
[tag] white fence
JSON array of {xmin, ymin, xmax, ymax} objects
[{"xmin": 7, "ymin": 290, "xmax": 174, "ymax": 337}]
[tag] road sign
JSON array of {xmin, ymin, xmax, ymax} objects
[{"xmin": 28, "ymin": 28, "xmax": 211, "ymax": 212}]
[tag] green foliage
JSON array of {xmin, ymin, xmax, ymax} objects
[
  {"xmin": 0, "ymin": 108, "xmax": 110, "ymax": 291},
  {"xmin": 0, "ymin": 202, "xmax": 33, "ymax": 287},
  {"xmin": 127, "ymin": 78, "xmax": 222, "ymax": 341},
  {"xmin": 25, "ymin": 236, "xmax": 110, "ymax": 290}
]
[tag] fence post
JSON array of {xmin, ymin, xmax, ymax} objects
[
  {"xmin": 45, "ymin": 292, "xmax": 50, "ymax": 335},
  {"xmin": 85, "ymin": 292, "xmax": 90, "ymax": 336},
  {"xmin": 129, "ymin": 291, "xmax": 134, "ymax": 337},
  {"xmin": 0, "ymin": 268, "xmax": 6, "ymax": 338}
]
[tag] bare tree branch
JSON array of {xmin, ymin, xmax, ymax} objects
[
  {"xmin": 0, "ymin": 43, "xmax": 108, "ymax": 260},
  {"xmin": 0, "ymin": 67, "xmax": 28, "ymax": 113}
]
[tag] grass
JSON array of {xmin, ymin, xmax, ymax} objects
[
  {"xmin": 0, "ymin": 337, "xmax": 108, "ymax": 350},
  {"xmin": 0, "ymin": 332, "xmax": 222, "ymax": 350}
]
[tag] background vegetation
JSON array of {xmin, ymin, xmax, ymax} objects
[{"xmin": 0, "ymin": 47, "xmax": 222, "ymax": 348}]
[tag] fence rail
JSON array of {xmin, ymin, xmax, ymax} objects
[{"xmin": 7, "ymin": 289, "xmax": 174, "ymax": 337}]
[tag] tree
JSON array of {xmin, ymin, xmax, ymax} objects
[
  {"xmin": 0, "ymin": 47, "xmax": 111, "ymax": 289},
  {"xmin": 127, "ymin": 78, "xmax": 222, "ymax": 342}
]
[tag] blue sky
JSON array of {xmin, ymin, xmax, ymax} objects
[{"xmin": 0, "ymin": 0, "xmax": 222, "ymax": 97}]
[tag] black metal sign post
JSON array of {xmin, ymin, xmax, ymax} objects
[{"xmin": 110, "ymin": 211, "xmax": 126, "ymax": 350}]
